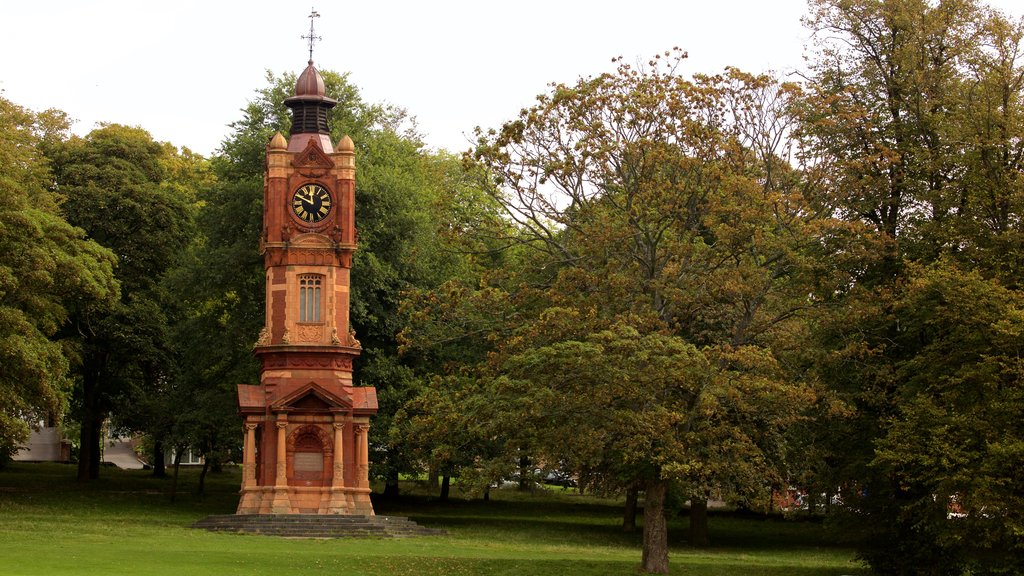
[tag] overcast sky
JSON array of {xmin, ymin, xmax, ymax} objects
[{"xmin": 2, "ymin": 1, "xmax": 1020, "ymax": 155}]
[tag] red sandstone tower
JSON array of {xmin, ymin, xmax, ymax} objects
[{"xmin": 235, "ymin": 59, "xmax": 377, "ymax": 515}]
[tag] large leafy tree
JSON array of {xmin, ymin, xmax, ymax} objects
[
  {"xmin": 800, "ymin": 0, "xmax": 1024, "ymax": 573},
  {"xmin": 0, "ymin": 98, "xmax": 118, "ymax": 465},
  {"xmin": 46, "ymin": 124, "xmax": 196, "ymax": 480},
  {"xmin": 404, "ymin": 53, "xmax": 842, "ymax": 573}
]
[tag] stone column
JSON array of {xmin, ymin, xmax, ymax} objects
[
  {"xmin": 242, "ymin": 422, "xmax": 258, "ymax": 488},
  {"xmin": 355, "ymin": 423, "xmax": 370, "ymax": 489},
  {"xmin": 270, "ymin": 414, "xmax": 291, "ymax": 513},
  {"xmin": 275, "ymin": 419, "xmax": 288, "ymax": 486},
  {"xmin": 326, "ymin": 420, "xmax": 347, "ymax": 514},
  {"xmin": 236, "ymin": 420, "xmax": 261, "ymax": 514},
  {"xmin": 331, "ymin": 422, "xmax": 345, "ymax": 486}
]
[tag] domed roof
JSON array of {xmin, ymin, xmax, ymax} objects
[
  {"xmin": 295, "ymin": 60, "xmax": 325, "ymax": 97},
  {"xmin": 268, "ymin": 132, "xmax": 288, "ymax": 150}
]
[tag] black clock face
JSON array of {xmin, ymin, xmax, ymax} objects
[{"xmin": 292, "ymin": 183, "xmax": 332, "ymax": 223}]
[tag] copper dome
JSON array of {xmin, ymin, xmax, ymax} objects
[{"xmin": 295, "ymin": 60, "xmax": 326, "ymax": 97}]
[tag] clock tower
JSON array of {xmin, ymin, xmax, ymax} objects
[{"xmin": 235, "ymin": 58, "xmax": 378, "ymax": 515}]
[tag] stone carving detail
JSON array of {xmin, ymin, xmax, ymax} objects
[
  {"xmin": 265, "ymin": 355, "xmax": 287, "ymax": 368},
  {"xmin": 293, "ymin": 144, "xmax": 335, "ymax": 169},
  {"xmin": 296, "ymin": 324, "xmax": 322, "ymax": 342},
  {"xmin": 286, "ymin": 424, "xmax": 333, "ymax": 452},
  {"xmin": 281, "ymin": 328, "xmax": 291, "ymax": 344},
  {"xmin": 255, "ymin": 327, "xmax": 270, "ymax": 347},
  {"xmin": 331, "ymin": 328, "xmax": 341, "ymax": 345},
  {"xmin": 348, "ymin": 330, "xmax": 362, "ymax": 349}
]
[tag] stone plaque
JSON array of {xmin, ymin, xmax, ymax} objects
[{"xmin": 294, "ymin": 451, "xmax": 323, "ymax": 472}]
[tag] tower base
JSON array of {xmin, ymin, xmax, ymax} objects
[{"xmin": 236, "ymin": 485, "xmax": 375, "ymax": 516}]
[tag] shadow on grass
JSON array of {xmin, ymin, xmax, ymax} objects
[
  {"xmin": 375, "ymin": 493, "xmax": 852, "ymax": 553},
  {"xmin": 365, "ymin": 556, "xmax": 862, "ymax": 576}
]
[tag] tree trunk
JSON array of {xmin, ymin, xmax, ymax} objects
[
  {"xmin": 197, "ymin": 457, "xmax": 210, "ymax": 496},
  {"xmin": 169, "ymin": 446, "xmax": 184, "ymax": 503},
  {"xmin": 641, "ymin": 479, "xmax": 670, "ymax": 574},
  {"xmin": 152, "ymin": 440, "xmax": 166, "ymax": 478},
  {"xmin": 689, "ymin": 495, "xmax": 710, "ymax": 547},
  {"xmin": 518, "ymin": 455, "xmax": 531, "ymax": 491},
  {"xmin": 439, "ymin": 475, "xmax": 451, "ymax": 501},
  {"xmin": 383, "ymin": 469, "xmax": 400, "ymax": 500},
  {"xmin": 428, "ymin": 466, "xmax": 439, "ymax": 490},
  {"xmin": 623, "ymin": 485, "xmax": 639, "ymax": 532},
  {"xmin": 76, "ymin": 359, "xmax": 106, "ymax": 481},
  {"xmin": 77, "ymin": 411, "xmax": 103, "ymax": 481},
  {"xmin": 483, "ymin": 485, "xmax": 490, "ymax": 502}
]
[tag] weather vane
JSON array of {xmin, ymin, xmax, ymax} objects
[{"xmin": 302, "ymin": 7, "xmax": 321, "ymax": 61}]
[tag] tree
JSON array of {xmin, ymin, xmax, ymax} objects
[
  {"xmin": 0, "ymin": 98, "xmax": 118, "ymax": 465},
  {"xmin": 799, "ymin": 1, "xmax": 1024, "ymax": 573},
  {"xmin": 401, "ymin": 52, "xmax": 838, "ymax": 573},
  {"xmin": 872, "ymin": 262, "xmax": 1024, "ymax": 575},
  {"xmin": 46, "ymin": 124, "xmax": 196, "ymax": 480}
]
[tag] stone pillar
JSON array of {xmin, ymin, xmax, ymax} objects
[
  {"xmin": 242, "ymin": 422, "xmax": 258, "ymax": 488},
  {"xmin": 270, "ymin": 414, "xmax": 291, "ymax": 513},
  {"xmin": 355, "ymin": 423, "xmax": 370, "ymax": 489},
  {"xmin": 327, "ymin": 420, "xmax": 347, "ymax": 514},
  {"xmin": 332, "ymin": 422, "xmax": 345, "ymax": 485},
  {"xmin": 236, "ymin": 420, "xmax": 261, "ymax": 514},
  {"xmin": 275, "ymin": 419, "xmax": 288, "ymax": 486}
]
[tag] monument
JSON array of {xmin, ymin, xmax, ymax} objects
[{"xmin": 233, "ymin": 13, "xmax": 377, "ymax": 516}]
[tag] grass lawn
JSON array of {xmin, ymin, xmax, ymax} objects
[{"xmin": 0, "ymin": 462, "xmax": 866, "ymax": 575}]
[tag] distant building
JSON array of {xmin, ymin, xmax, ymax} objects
[{"xmin": 12, "ymin": 421, "xmax": 69, "ymax": 462}]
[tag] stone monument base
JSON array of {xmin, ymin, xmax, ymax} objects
[
  {"xmin": 236, "ymin": 485, "xmax": 374, "ymax": 515},
  {"xmin": 193, "ymin": 514, "xmax": 446, "ymax": 538}
]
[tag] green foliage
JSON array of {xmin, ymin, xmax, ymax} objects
[
  {"xmin": 801, "ymin": 1, "xmax": 1024, "ymax": 573},
  {"xmin": 862, "ymin": 263, "xmax": 1024, "ymax": 574},
  {"xmin": 0, "ymin": 98, "xmax": 118, "ymax": 465},
  {"xmin": 403, "ymin": 51, "xmax": 841, "ymax": 573},
  {"xmin": 44, "ymin": 123, "xmax": 198, "ymax": 478}
]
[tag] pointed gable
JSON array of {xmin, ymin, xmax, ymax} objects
[
  {"xmin": 270, "ymin": 382, "xmax": 351, "ymax": 411},
  {"xmin": 292, "ymin": 138, "xmax": 335, "ymax": 170}
]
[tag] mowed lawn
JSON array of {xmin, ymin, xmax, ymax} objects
[{"xmin": 0, "ymin": 463, "xmax": 866, "ymax": 575}]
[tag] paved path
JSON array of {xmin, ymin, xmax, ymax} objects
[{"xmin": 103, "ymin": 439, "xmax": 145, "ymax": 470}]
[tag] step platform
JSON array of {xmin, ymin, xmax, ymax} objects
[{"xmin": 192, "ymin": 514, "xmax": 447, "ymax": 538}]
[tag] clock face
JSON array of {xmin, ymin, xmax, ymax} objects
[{"xmin": 292, "ymin": 183, "xmax": 332, "ymax": 223}]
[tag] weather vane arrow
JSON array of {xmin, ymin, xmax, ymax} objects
[{"xmin": 302, "ymin": 7, "xmax": 321, "ymax": 61}]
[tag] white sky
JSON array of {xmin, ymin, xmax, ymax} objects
[{"xmin": 1, "ymin": 1, "xmax": 1020, "ymax": 156}]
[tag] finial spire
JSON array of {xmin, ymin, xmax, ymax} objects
[{"xmin": 302, "ymin": 7, "xmax": 321, "ymax": 61}]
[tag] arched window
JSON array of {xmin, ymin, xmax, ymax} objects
[{"xmin": 299, "ymin": 275, "xmax": 322, "ymax": 322}]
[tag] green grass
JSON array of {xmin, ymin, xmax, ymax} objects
[{"xmin": 0, "ymin": 463, "xmax": 866, "ymax": 575}]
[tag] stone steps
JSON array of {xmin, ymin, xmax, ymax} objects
[{"xmin": 192, "ymin": 514, "xmax": 447, "ymax": 538}]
